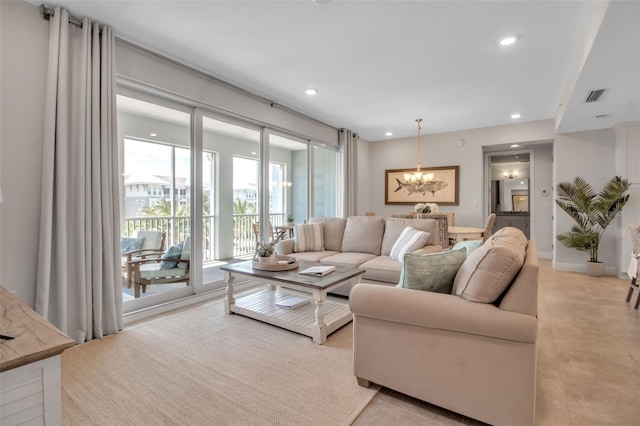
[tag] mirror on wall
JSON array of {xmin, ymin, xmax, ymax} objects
[{"xmin": 489, "ymin": 153, "xmax": 530, "ymax": 213}]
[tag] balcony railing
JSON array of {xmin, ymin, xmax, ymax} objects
[{"xmin": 123, "ymin": 213, "xmax": 285, "ymax": 261}]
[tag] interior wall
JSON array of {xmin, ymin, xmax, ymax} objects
[
  {"xmin": 115, "ymin": 41, "xmax": 339, "ymax": 147},
  {"xmin": 532, "ymin": 143, "xmax": 554, "ymax": 258},
  {"xmin": 553, "ymin": 129, "xmax": 617, "ymax": 273},
  {"xmin": 368, "ymin": 119, "xmax": 556, "ymax": 228},
  {"xmin": 614, "ymin": 123, "xmax": 640, "ymax": 277},
  {"xmin": 369, "ymin": 123, "xmax": 616, "ymax": 268},
  {"xmin": 356, "ymin": 137, "xmax": 371, "ymax": 215},
  {"xmin": 0, "ymin": 0, "xmax": 49, "ymax": 306}
]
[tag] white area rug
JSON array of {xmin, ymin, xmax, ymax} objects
[{"xmin": 61, "ymin": 297, "xmax": 378, "ymax": 425}]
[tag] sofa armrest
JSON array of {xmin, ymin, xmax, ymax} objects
[
  {"xmin": 275, "ymin": 238, "xmax": 294, "ymax": 255},
  {"xmin": 349, "ymin": 284, "xmax": 537, "ymax": 343}
]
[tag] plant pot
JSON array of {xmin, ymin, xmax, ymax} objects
[
  {"xmin": 586, "ymin": 261, "xmax": 605, "ymax": 277},
  {"xmin": 258, "ymin": 255, "xmax": 273, "ymax": 264}
]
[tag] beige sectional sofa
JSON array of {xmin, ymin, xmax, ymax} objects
[
  {"xmin": 349, "ymin": 227, "xmax": 539, "ymax": 426},
  {"xmin": 275, "ymin": 216, "xmax": 444, "ymax": 293}
]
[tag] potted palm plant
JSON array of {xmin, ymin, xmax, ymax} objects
[{"xmin": 556, "ymin": 176, "xmax": 630, "ymax": 276}]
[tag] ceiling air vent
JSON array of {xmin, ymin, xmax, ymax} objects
[
  {"xmin": 585, "ymin": 89, "xmax": 607, "ymax": 103},
  {"xmin": 592, "ymin": 114, "xmax": 609, "ymax": 120}
]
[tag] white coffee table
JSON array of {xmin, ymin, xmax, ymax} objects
[{"xmin": 221, "ymin": 260, "xmax": 364, "ymax": 344}]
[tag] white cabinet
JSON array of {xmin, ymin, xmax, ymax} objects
[
  {"xmin": 0, "ymin": 286, "xmax": 74, "ymax": 426},
  {"xmin": 0, "ymin": 357, "xmax": 62, "ymax": 425}
]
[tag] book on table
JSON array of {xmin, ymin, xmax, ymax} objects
[
  {"xmin": 275, "ymin": 295, "xmax": 311, "ymax": 309},
  {"xmin": 299, "ymin": 265, "xmax": 335, "ymax": 276}
]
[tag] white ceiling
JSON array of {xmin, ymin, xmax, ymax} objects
[{"xmin": 31, "ymin": 0, "xmax": 640, "ymax": 141}]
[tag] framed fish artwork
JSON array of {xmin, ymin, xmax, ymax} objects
[{"xmin": 385, "ymin": 166, "xmax": 459, "ymax": 205}]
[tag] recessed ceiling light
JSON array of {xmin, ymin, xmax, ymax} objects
[
  {"xmin": 251, "ymin": 151, "xmax": 257, "ymax": 155},
  {"xmin": 150, "ymin": 133, "xmax": 157, "ymax": 137},
  {"xmin": 520, "ymin": 181, "xmax": 525, "ymax": 185},
  {"xmin": 511, "ymin": 113, "xmax": 521, "ymax": 119},
  {"xmin": 385, "ymin": 132, "xmax": 393, "ymax": 136},
  {"xmin": 499, "ymin": 35, "xmax": 518, "ymax": 46},
  {"xmin": 305, "ymin": 88, "xmax": 318, "ymax": 95},
  {"xmin": 510, "ymin": 144, "xmax": 520, "ymax": 148}
]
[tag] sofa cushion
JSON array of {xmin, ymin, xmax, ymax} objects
[
  {"xmin": 121, "ymin": 237, "xmax": 145, "ymax": 255},
  {"xmin": 452, "ymin": 228, "xmax": 527, "ymax": 303},
  {"xmin": 360, "ymin": 255, "xmax": 403, "ymax": 283},
  {"xmin": 294, "ymin": 223, "xmax": 324, "ymax": 252},
  {"xmin": 140, "ymin": 263, "xmax": 188, "ymax": 279},
  {"xmin": 398, "ymin": 247, "xmax": 467, "ymax": 293},
  {"xmin": 288, "ymin": 250, "xmax": 339, "ymax": 262},
  {"xmin": 381, "ymin": 218, "xmax": 439, "ymax": 254},
  {"xmin": 341, "ymin": 216, "xmax": 386, "ymax": 255},
  {"xmin": 488, "ymin": 226, "xmax": 528, "ymax": 250},
  {"xmin": 390, "ymin": 226, "xmax": 430, "ymax": 262},
  {"xmin": 320, "ymin": 252, "xmax": 377, "ymax": 268},
  {"xmin": 309, "ymin": 217, "xmax": 347, "ymax": 251}
]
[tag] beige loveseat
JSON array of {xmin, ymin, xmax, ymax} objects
[
  {"xmin": 350, "ymin": 228, "xmax": 538, "ymax": 426},
  {"xmin": 275, "ymin": 216, "xmax": 444, "ymax": 293}
]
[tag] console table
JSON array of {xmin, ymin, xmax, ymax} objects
[{"xmin": 0, "ymin": 285, "xmax": 74, "ymax": 425}]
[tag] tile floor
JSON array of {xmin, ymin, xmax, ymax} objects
[{"xmin": 353, "ymin": 260, "xmax": 640, "ymax": 426}]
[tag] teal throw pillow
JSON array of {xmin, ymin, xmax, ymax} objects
[
  {"xmin": 398, "ymin": 247, "xmax": 467, "ymax": 293},
  {"xmin": 452, "ymin": 239, "xmax": 483, "ymax": 257},
  {"xmin": 160, "ymin": 242, "xmax": 184, "ymax": 269},
  {"xmin": 121, "ymin": 237, "xmax": 145, "ymax": 256}
]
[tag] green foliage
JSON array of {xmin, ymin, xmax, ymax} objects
[
  {"xmin": 140, "ymin": 198, "xmax": 189, "ymax": 217},
  {"xmin": 556, "ymin": 176, "xmax": 630, "ymax": 262},
  {"xmin": 233, "ymin": 197, "xmax": 256, "ymax": 214},
  {"xmin": 255, "ymin": 240, "xmax": 275, "ymax": 257}
]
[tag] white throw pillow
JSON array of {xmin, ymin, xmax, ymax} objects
[
  {"xmin": 294, "ymin": 223, "xmax": 324, "ymax": 252},
  {"xmin": 390, "ymin": 226, "xmax": 430, "ymax": 262}
]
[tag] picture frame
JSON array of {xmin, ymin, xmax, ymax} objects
[{"xmin": 385, "ymin": 166, "xmax": 459, "ymax": 205}]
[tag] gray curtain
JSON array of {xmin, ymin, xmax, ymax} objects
[
  {"xmin": 36, "ymin": 7, "xmax": 122, "ymax": 343},
  {"xmin": 339, "ymin": 129, "xmax": 358, "ymax": 217}
]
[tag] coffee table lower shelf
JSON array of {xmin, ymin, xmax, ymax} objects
[{"xmin": 230, "ymin": 288, "xmax": 352, "ymax": 343}]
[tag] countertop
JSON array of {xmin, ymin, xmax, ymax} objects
[{"xmin": 0, "ymin": 285, "xmax": 75, "ymax": 372}]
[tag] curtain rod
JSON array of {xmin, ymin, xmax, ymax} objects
[
  {"xmin": 38, "ymin": 4, "xmax": 339, "ymax": 135},
  {"xmin": 39, "ymin": 4, "xmax": 83, "ymax": 27}
]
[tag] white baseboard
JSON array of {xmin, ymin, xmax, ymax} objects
[
  {"xmin": 538, "ymin": 251, "xmax": 552, "ymax": 260},
  {"xmin": 553, "ymin": 261, "xmax": 618, "ymax": 276},
  {"xmin": 123, "ymin": 280, "xmax": 256, "ymax": 325}
]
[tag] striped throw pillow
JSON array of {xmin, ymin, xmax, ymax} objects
[
  {"xmin": 294, "ymin": 223, "xmax": 324, "ymax": 252},
  {"xmin": 390, "ymin": 226, "xmax": 430, "ymax": 262}
]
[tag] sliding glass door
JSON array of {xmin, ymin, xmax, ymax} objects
[
  {"xmin": 117, "ymin": 93, "xmax": 194, "ymax": 311},
  {"xmin": 268, "ymin": 133, "xmax": 308, "ymax": 231},
  {"xmin": 202, "ymin": 115, "xmax": 261, "ymax": 262},
  {"xmin": 313, "ymin": 144, "xmax": 339, "ymax": 218},
  {"xmin": 117, "ymin": 87, "xmax": 339, "ymax": 313}
]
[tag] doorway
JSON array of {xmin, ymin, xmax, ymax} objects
[{"xmin": 486, "ymin": 151, "xmax": 532, "ymax": 238}]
